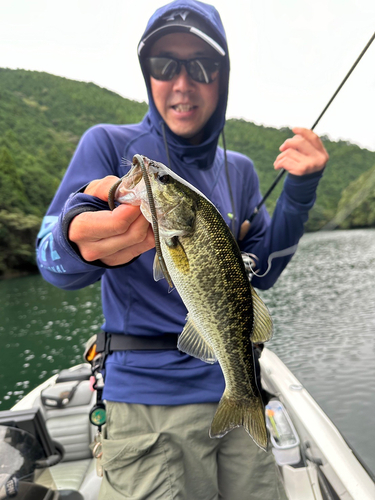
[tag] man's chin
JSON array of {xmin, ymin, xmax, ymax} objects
[{"xmin": 169, "ymin": 125, "xmax": 204, "ymax": 144}]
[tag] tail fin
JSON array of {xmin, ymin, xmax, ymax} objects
[{"xmin": 209, "ymin": 394, "xmax": 268, "ymax": 451}]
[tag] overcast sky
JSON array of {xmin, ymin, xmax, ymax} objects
[{"xmin": 1, "ymin": 0, "xmax": 374, "ymax": 151}]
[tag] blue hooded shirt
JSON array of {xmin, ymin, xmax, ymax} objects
[{"xmin": 36, "ymin": 0, "xmax": 323, "ymax": 405}]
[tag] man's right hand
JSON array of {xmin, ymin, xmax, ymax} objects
[{"xmin": 68, "ymin": 176, "xmax": 155, "ymax": 266}]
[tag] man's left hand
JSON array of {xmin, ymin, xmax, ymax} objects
[{"xmin": 274, "ymin": 127, "xmax": 329, "ymax": 176}]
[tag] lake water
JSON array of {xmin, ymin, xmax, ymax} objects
[{"xmin": 0, "ymin": 229, "xmax": 374, "ymax": 475}]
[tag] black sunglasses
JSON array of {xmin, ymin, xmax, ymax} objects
[{"xmin": 145, "ymin": 56, "xmax": 221, "ymax": 84}]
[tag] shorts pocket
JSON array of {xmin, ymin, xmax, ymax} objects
[
  {"xmin": 101, "ymin": 432, "xmax": 160, "ymax": 470},
  {"xmin": 100, "ymin": 432, "xmax": 174, "ymax": 499}
]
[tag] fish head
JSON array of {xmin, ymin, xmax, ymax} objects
[{"xmin": 115, "ymin": 156, "xmax": 199, "ymax": 238}]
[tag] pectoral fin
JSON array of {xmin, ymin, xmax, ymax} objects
[
  {"xmin": 153, "ymin": 252, "xmax": 165, "ymax": 281},
  {"xmin": 250, "ymin": 285, "xmax": 273, "ymax": 343},
  {"xmin": 178, "ymin": 315, "xmax": 217, "ymax": 364},
  {"xmin": 152, "ymin": 252, "xmax": 174, "ymax": 289}
]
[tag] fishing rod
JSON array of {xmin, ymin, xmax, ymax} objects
[{"xmin": 247, "ymin": 30, "xmax": 375, "ymax": 226}]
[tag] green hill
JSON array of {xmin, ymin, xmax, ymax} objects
[
  {"xmin": 333, "ymin": 164, "xmax": 375, "ymax": 229},
  {"xmin": 223, "ymin": 120, "xmax": 375, "ymax": 229},
  {"xmin": 1, "ymin": 68, "xmax": 374, "ymax": 275}
]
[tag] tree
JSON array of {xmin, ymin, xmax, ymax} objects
[
  {"xmin": 0, "ymin": 147, "xmax": 28, "ymax": 212},
  {"xmin": 0, "ymin": 210, "xmax": 40, "ymax": 275}
]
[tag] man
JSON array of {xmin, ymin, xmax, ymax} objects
[{"xmin": 36, "ymin": 0, "xmax": 328, "ymax": 498}]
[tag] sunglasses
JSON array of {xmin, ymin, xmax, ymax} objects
[{"xmin": 145, "ymin": 56, "xmax": 221, "ymax": 84}]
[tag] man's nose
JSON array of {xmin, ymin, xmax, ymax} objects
[{"xmin": 172, "ymin": 65, "xmax": 195, "ymax": 92}]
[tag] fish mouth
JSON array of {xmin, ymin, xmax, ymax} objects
[
  {"xmin": 115, "ymin": 156, "xmax": 165, "ymax": 205},
  {"xmin": 115, "ymin": 161, "xmax": 144, "ymax": 204},
  {"xmin": 124, "ymin": 162, "xmax": 143, "ymax": 188}
]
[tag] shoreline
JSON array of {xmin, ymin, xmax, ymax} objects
[{"xmin": 0, "ymin": 269, "xmax": 39, "ymax": 281}]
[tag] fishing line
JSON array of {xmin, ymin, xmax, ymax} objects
[
  {"xmin": 247, "ymin": 31, "xmax": 375, "ymax": 225},
  {"xmin": 161, "ymin": 122, "xmax": 172, "ymax": 170},
  {"xmin": 245, "ymin": 244, "xmax": 299, "ymax": 279}
]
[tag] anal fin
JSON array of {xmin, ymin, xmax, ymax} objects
[{"xmin": 250, "ymin": 285, "xmax": 273, "ymax": 344}]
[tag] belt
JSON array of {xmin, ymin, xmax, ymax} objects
[{"xmin": 96, "ymin": 331, "xmax": 179, "ymax": 353}]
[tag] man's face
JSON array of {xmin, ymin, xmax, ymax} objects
[{"xmin": 148, "ymin": 33, "xmax": 220, "ymax": 144}]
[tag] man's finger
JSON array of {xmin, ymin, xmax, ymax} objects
[
  {"xmin": 79, "ymin": 215, "xmax": 154, "ymax": 262},
  {"xmin": 291, "ymin": 127, "xmax": 328, "ymax": 155},
  {"xmin": 100, "ymin": 227, "xmax": 156, "ymax": 266},
  {"xmin": 87, "ymin": 213, "xmax": 152, "ymax": 257},
  {"xmin": 84, "ymin": 175, "xmax": 120, "ymax": 202},
  {"xmin": 275, "ymin": 148, "xmax": 303, "ymax": 164},
  {"xmin": 239, "ymin": 220, "xmax": 251, "ymax": 241},
  {"xmin": 279, "ymin": 134, "xmax": 317, "ymax": 157},
  {"xmin": 69, "ymin": 205, "xmax": 143, "ymax": 242}
]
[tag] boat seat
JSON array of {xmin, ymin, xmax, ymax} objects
[
  {"xmin": 32, "ymin": 377, "xmax": 102, "ymax": 499},
  {"xmin": 34, "ymin": 379, "xmax": 97, "ymax": 461},
  {"xmin": 46, "ymin": 410, "xmax": 94, "ymax": 461},
  {"xmin": 36, "ymin": 457, "xmax": 101, "ymax": 500}
]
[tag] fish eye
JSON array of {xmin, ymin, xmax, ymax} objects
[{"xmin": 157, "ymin": 174, "xmax": 170, "ymax": 184}]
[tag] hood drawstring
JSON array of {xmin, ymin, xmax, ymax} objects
[
  {"xmin": 161, "ymin": 122, "xmax": 172, "ymax": 170},
  {"xmin": 222, "ymin": 129, "xmax": 236, "ymax": 235}
]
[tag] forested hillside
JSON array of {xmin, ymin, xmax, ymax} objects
[
  {"xmin": 334, "ymin": 164, "xmax": 375, "ymax": 229},
  {"xmin": 1, "ymin": 68, "xmax": 374, "ymax": 276}
]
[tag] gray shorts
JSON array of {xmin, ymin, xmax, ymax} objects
[{"xmin": 98, "ymin": 401, "xmax": 287, "ymax": 500}]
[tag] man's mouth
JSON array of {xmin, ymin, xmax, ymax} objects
[{"xmin": 172, "ymin": 104, "xmax": 197, "ymax": 112}]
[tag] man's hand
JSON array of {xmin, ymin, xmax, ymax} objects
[
  {"xmin": 274, "ymin": 127, "xmax": 329, "ymax": 175},
  {"xmin": 68, "ymin": 176, "xmax": 155, "ymax": 266}
]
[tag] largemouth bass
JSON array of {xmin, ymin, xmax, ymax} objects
[{"xmin": 109, "ymin": 155, "xmax": 273, "ymax": 450}]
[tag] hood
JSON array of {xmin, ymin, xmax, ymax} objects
[{"xmin": 138, "ymin": 0, "xmax": 230, "ymax": 170}]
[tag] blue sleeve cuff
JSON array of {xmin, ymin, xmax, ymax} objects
[{"xmin": 283, "ymin": 169, "xmax": 324, "ymax": 206}]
